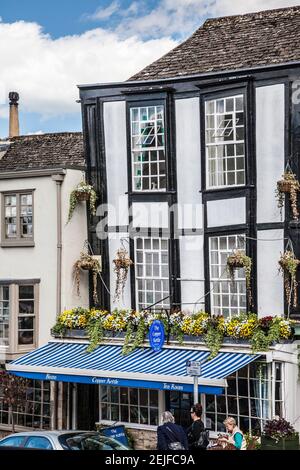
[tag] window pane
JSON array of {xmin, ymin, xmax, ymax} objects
[
  {"xmin": 19, "ymin": 285, "xmax": 34, "ymax": 299},
  {"xmin": 206, "ymin": 95, "xmax": 245, "ymax": 189},
  {"xmin": 135, "ymin": 238, "xmax": 169, "ymax": 311},
  {"xmin": 131, "ymin": 106, "xmax": 166, "ymax": 191},
  {"xmin": 209, "ymin": 235, "xmax": 246, "ymax": 317}
]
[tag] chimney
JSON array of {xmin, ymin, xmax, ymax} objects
[{"xmin": 9, "ymin": 91, "xmax": 20, "ymax": 138}]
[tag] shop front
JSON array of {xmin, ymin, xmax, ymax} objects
[{"xmin": 6, "ymin": 340, "xmax": 298, "ymax": 449}]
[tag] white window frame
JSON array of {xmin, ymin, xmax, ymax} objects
[
  {"xmin": 209, "ymin": 234, "xmax": 246, "ymax": 318},
  {"xmin": 0, "ymin": 282, "xmax": 39, "ymax": 356},
  {"xmin": 1, "ymin": 191, "xmax": 34, "ymax": 246},
  {"xmin": 0, "ymin": 285, "xmax": 9, "ymax": 346},
  {"xmin": 130, "ymin": 105, "xmax": 166, "ymax": 192},
  {"xmin": 135, "ymin": 237, "xmax": 170, "ymax": 311},
  {"xmin": 18, "ymin": 285, "xmax": 36, "ymax": 347},
  {"xmin": 205, "ymin": 94, "xmax": 245, "ymax": 189}
]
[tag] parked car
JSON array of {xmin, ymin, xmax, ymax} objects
[{"xmin": 0, "ymin": 431, "xmax": 130, "ymax": 450}]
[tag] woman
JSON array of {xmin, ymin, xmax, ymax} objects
[
  {"xmin": 186, "ymin": 403, "xmax": 208, "ymax": 450},
  {"xmin": 218, "ymin": 417, "xmax": 247, "ymax": 450},
  {"xmin": 157, "ymin": 411, "xmax": 188, "ymax": 450}
]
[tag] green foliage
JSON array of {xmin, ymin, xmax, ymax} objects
[
  {"xmin": 122, "ymin": 318, "xmax": 147, "ymax": 355},
  {"xmin": 204, "ymin": 327, "xmax": 224, "ymax": 359},
  {"xmin": 250, "ymin": 318, "xmax": 282, "ymax": 353},
  {"xmin": 86, "ymin": 317, "xmax": 104, "ymax": 353},
  {"xmin": 51, "ymin": 322, "xmax": 67, "ymax": 337}
]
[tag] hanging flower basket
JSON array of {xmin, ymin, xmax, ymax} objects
[
  {"xmin": 73, "ymin": 252, "xmax": 101, "ymax": 304},
  {"xmin": 68, "ymin": 181, "xmax": 97, "ymax": 222},
  {"xmin": 227, "ymin": 250, "xmax": 252, "ymax": 305},
  {"xmin": 75, "ymin": 191, "xmax": 90, "ymax": 202},
  {"xmin": 113, "ymin": 247, "xmax": 133, "ymax": 302},
  {"xmin": 276, "ymin": 171, "xmax": 300, "ymax": 220},
  {"xmin": 278, "ymin": 250, "xmax": 300, "ymax": 308}
]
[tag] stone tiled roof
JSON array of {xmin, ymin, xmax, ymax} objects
[
  {"xmin": 130, "ymin": 6, "xmax": 300, "ymax": 81},
  {"xmin": 0, "ymin": 132, "xmax": 85, "ymax": 172}
]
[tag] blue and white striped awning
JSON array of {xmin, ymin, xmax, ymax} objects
[{"xmin": 7, "ymin": 341, "xmax": 260, "ymax": 395}]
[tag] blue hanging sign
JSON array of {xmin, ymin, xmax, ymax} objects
[{"xmin": 149, "ymin": 320, "xmax": 165, "ymax": 352}]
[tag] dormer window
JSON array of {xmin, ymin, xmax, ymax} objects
[
  {"xmin": 205, "ymin": 95, "xmax": 245, "ymax": 189},
  {"xmin": 130, "ymin": 105, "xmax": 166, "ymax": 192}
]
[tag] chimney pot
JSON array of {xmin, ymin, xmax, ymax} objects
[{"xmin": 9, "ymin": 91, "xmax": 19, "ymax": 105}]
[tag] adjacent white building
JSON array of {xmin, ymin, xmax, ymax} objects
[{"xmin": 0, "ymin": 132, "xmax": 88, "ymax": 430}]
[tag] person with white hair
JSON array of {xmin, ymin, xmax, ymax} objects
[
  {"xmin": 218, "ymin": 417, "xmax": 247, "ymax": 450},
  {"xmin": 157, "ymin": 411, "xmax": 188, "ymax": 450}
]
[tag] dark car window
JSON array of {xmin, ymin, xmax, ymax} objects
[
  {"xmin": 58, "ymin": 432, "xmax": 90, "ymax": 450},
  {"xmin": 65, "ymin": 434, "xmax": 128, "ymax": 450},
  {"xmin": 24, "ymin": 437, "xmax": 53, "ymax": 450},
  {"xmin": 0, "ymin": 436, "xmax": 26, "ymax": 447}
]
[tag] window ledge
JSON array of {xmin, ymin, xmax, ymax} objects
[{"xmin": 0, "ymin": 241, "xmax": 35, "ymax": 248}]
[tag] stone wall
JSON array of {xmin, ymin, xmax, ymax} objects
[{"xmin": 127, "ymin": 428, "xmax": 157, "ymax": 450}]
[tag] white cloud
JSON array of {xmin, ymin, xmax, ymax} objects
[
  {"xmin": 0, "ymin": 20, "xmax": 177, "ymax": 119},
  {"xmin": 83, "ymin": 1, "xmax": 120, "ymax": 21},
  {"xmin": 114, "ymin": 0, "xmax": 300, "ymax": 39},
  {"xmin": 212, "ymin": 0, "xmax": 300, "ymax": 16}
]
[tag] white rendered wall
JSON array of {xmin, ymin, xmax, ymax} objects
[
  {"xmin": 131, "ymin": 202, "xmax": 169, "ymax": 229},
  {"xmin": 0, "ymin": 176, "xmax": 57, "ymax": 347},
  {"xmin": 104, "ymin": 101, "xmax": 128, "ymax": 227},
  {"xmin": 108, "ymin": 233, "xmax": 131, "ymax": 310},
  {"xmin": 207, "ymin": 198, "xmax": 246, "ymax": 228},
  {"xmin": 257, "ymin": 230, "xmax": 284, "ymax": 317},
  {"xmin": 256, "ymin": 84, "xmax": 285, "ymax": 223},
  {"xmin": 0, "ymin": 171, "xmax": 89, "ymax": 348},
  {"xmin": 175, "ymin": 98, "xmax": 203, "ymax": 230},
  {"xmin": 61, "ymin": 169, "xmax": 89, "ymax": 312},
  {"xmin": 179, "ymin": 236, "xmax": 205, "ymax": 312}
]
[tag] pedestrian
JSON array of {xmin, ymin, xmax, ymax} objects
[
  {"xmin": 157, "ymin": 411, "xmax": 189, "ymax": 450},
  {"xmin": 186, "ymin": 403, "xmax": 209, "ymax": 450},
  {"xmin": 218, "ymin": 417, "xmax": 247, "ymax": 450}
]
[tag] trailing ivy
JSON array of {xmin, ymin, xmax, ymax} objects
[
  {"xmin": 86, "ymin": 317, "xmax": 104, "ymax": 353},
  {"xmin": 204, "ymin": 327, "xmax": 224, "ymax": 359},
  {"xmin": 122, "ymin": 319, "xmax": 147, "ymax": 355}
]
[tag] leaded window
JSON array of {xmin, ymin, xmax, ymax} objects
[
  {"xmin": 205, "ymin": 95, "xmax": 245, "ymax": 188},
  {"xmin": 3, "ymin": 192, "xmax": 33, "ymax": 241},
  {"xmin": 0, "ymin": 377, "xmax": 50, "ymax": 429},
  {"xmin": 135, "ymin": 238, "xmax": 169, "ymax": 311},
  {"xmin": 209, "ymin": 234, "xmax": 246, "ymax": 317},
  {"xmin": 100, "ymin": 386, "xmax": 159, "ymax": 426},
  {"xmin": 205, "ymin": 362, "xmax": 283, "ymax": 435},
  {"xmin": 0, "ymin": 286, "xmax": 9, "ymax": 346},
  {"xmin": 130, "ymin": 106, "xmax": 166, "ymax": 191},
  {"xmin": 18, "ymin": 285, "xmax": 35, "ymax": 345}
]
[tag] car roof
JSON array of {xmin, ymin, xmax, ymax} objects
[{"xmin": 1, "ymin": 430, "xmax": 93, "ymax": 438}]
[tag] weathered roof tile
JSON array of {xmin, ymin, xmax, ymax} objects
[
  {"xmin": 130, "ymin": 6, "xmax": 300, "ymax": 81},
  {"xmin": 0, "ymin": 132, "xmax": 85, "ymax": 172}
]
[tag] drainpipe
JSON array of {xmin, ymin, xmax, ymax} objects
[{"xmin": 52, "ymin": 173, "xmax": 65, "ymax": 315}]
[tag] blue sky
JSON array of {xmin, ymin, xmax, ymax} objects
[{"xmin": 0, "ymin": 0, "xmax": 298, "ymax": 137}]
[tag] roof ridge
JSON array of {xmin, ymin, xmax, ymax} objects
[{"xmin": 11, "ymin": 131, "xmax": 82, "ymax": 140}]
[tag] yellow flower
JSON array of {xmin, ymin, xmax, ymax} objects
[{"xmin": 182, "ymin": 317, "xmax": 193, "ymax": 335}]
